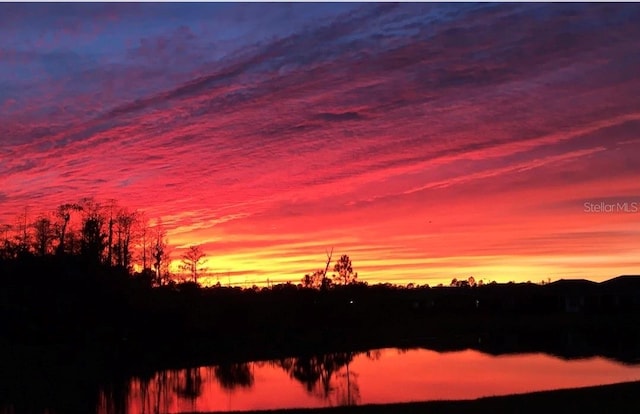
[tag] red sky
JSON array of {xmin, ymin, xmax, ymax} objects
[{"xmin": 1, "ymin": 3, "xmax": 639, "ymax": 286}]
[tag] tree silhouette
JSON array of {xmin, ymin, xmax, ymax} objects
[
  {"xmin": 152, "ymin": 225, "xmax": 170, "ymax": 285},
  {"xmin": 80, "ymin": 212, "xmax": 107, "ymax": 264},
  {"xmin": 113, "ymin": 208, "xmax": 136, "ymax": 270},
  {"xmin": 278, "ymin": 352, "xmax": 357, "ymax": 400},
  {"xmin": 32, "ymin": 216, "xmax": 55, "ymax": 256},
  {"xmin": 105, "ymin": 199, "xmax": 117, "ymax": 267},
  {"xmin": 0, "ymin": 224, "xmax": 13, "ymax": 259},
  {"xmin": 136, "ymin": 211, "xmax": 151, "ymax": 270},
  {"xmin": 323, "ymin": 248, "xmax": 334, "ymax": 289},
  {"xmin": 451, "ymin": 277, "xmax": 472, "ymax": 287},
  {"xmin": 213, "ymin": 363, "xmax": 254, "ymax": 390},
  {"xmin": 55, "ymin": 203, "xmax": 82, "ymax": 255},
  {"xmin": 302, "ymin": 270, "xmax": 325, "ymax": 289},
  {"xmin": 334, "ymin": 366, "xmax": 360, "ymax": 406},
  {"xmin": 321, "ymin": 275, "xmax": 333, "ymax": 290},
  {"xmin": 66, "ymin": 228, "xmax": 82, "ymax": 256},
  {"xmin": 180, "ymin": 245, "xmax": 206, "ymax": 284},
  {"xmin": 333, "ymin": 254, "xmax": 357, "ymax": 286},
  {"xmin": 303, "ymin": 248, "xmax": 334, "ymax": 289},
  {"xmin": 15, "ymin": 207, "xmax": 31, "ymax": 255},
  {"xmin": 173, "ymin": 367, "xmax": 203, "ymax": 401}
]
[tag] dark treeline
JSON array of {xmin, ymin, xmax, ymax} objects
[{"xmin": 1, "ymin": 198, "xmax": 172, "ymax": 285}]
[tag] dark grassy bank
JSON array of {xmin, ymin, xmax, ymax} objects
[{"xmin": 186, "ymin": 380, "xmax": 640, "ymax": 414}]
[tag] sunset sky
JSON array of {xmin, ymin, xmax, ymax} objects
[{"xmin": 1, "ymin": 3, "xmax": 639, "ymax": 286}]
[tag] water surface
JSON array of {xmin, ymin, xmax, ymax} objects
[{"xmin": 96, "ymin": 348, "xmax": 640, "ymax": 413}]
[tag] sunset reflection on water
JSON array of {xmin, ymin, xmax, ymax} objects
[{"xmin": 99, "ymin": 348, "xmax": 640, "ymax": 413}]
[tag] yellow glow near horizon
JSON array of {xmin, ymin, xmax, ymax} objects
[{"xmin": 159, "ymin": 250, "xmax": 640, "ymax": 288}]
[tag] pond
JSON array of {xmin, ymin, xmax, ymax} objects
[{"xmin": 93, "ymin": 348, "xmax": 640, "ymax": 414}]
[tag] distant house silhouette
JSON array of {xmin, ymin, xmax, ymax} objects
[
  {"xmin": 413, "ymin": 276, "xmax": 640, "ymax": 315},
  {"xmin": 600, "ymin": 275, "xmax": 640, "ymax": 311},
  {"xmin": 543, "ymin": 276, "xmax": 640, "ymax": 313},
  {"xmin": 545, "ymin": 279, "xmax": 599, "ymax": 313}
]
